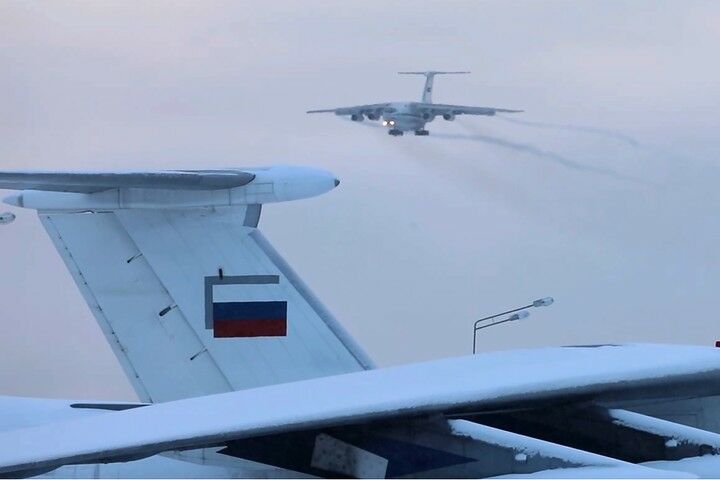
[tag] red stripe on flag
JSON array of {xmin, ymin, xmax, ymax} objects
[{"xmin": 213, "ymin": 318, "xmax": 287, "ymax": 338}]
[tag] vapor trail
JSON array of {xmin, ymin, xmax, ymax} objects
[
  {"xmin": 341, "ymin": 117, "xmax": 647, "ymax": 184},
  {"xmin": 434, "ymin": 127, "xmax": 647, "ymax": 184},
  {"xmin": 496, "ymin": 116, "xmax": 640, "ymax": 147}
]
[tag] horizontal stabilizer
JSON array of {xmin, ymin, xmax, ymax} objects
[
  {"xmin": 2, "ymin": 166, "xmax": 340, "ymax": 209},
  {"xmin": 397, "ymin": 71, "xmax": 470, "ymax": 75},
  {"xmin": 0, "ymin": 170, "xmax": 255, "ymax": 193}
]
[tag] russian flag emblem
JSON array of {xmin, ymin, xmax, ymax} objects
[{"xmin": 213, "ymin": 301, "xmax": 287, "ymax": 338}]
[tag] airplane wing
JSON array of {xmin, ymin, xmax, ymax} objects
[
  {"xmin": 417, "ymin": 102, "xmax": 523, "ymax": 116},
  {"xmin": 0, "ymin": 170, "xmax": 255, "ymax": 193},
  {"xmin": 307, "ymin": 103, "xmax": 395, "ymax": 116},
  {"xmin": 2, "ymin": 344, "xmax": 720, "ymax": 478}
]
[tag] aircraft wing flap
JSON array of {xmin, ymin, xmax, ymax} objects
[
  {"xmin": 1, "ymin": 344, "xmax": 720, "ymax": 476},
  {"xmin": 0, "ymin": 170, "xmax": 255, "ymax": 193}
]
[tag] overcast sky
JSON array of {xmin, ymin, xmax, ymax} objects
[{"xmin": 1, "ymin": 1, "xmax": 719, "ymax": 400}]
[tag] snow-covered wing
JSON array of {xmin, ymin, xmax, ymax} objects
[
  {"xmin": 0, "ymin": 170, "xmax": 255, "ymax": 193},
  {"xmin": 307, "ymin": 103, "xmax": 394, "ymax": 115},
  {"xmin": 2, "ymin": 344, "xmax": 720, "ymax": 477},
  {"xmin": 417, "ymin": 102, "xmax": 523, "ymax": 116}
]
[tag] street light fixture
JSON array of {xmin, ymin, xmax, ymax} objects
[
  {"xmin": 533, "ymin": 297, "xmax": 554, "ymax": 307},
  {"xmin": 472, "ymin": 297, "xmax": 554, "ymax": 354}
]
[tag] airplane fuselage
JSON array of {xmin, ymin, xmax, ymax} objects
[
  {"xmin": 350, "ymin": 102, "xmax": 449, "ymax": 136},
  {"xmin": 381, "ymin": 102, "xmax": 428, "ymax": 134}
]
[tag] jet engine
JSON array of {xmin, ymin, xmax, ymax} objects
[
  {"xmin": 421, "ymin": 112, "xmax": 435, "ymax": 122},
  {"xmin": 350, "ymin": 114, "xmax": 364, "ymax": 122},
  {"xmin": 366, "ymin": 113, "xmax": 379, "ymax": 121},
  {"xmin": 442, "ymin": 113, "xmax": 456, "ymax": 121}
]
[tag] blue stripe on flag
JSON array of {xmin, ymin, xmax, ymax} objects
[{"xmin": 213, "ymin": 301, "xmax": 287, "ymax": 321}]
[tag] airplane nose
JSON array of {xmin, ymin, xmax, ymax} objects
[{"xmin": 334, "ymin": 178, "xmax": 340, "ymax": 187}]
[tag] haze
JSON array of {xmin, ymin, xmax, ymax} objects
[{"xmin": 1, "ymin": 1, "xmax": 719, "ymax": 400}]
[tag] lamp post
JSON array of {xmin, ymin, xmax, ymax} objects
[{"xmin": 472, "ymin": 297, "xmax": 554, "ymax": 354}]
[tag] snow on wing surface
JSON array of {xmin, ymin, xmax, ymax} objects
[
  {"xmin": 492, "ymin": 465, "xmax": 693, "ymax": 479},
  {"xmin": 643, "ymin": 455, "xmax": 720, "ymax": 478},
  {"xmin": 2, "ymin": 344, "xmax": 720, "ymax": 476},
  {"xmin": 0, "ymin": 170, "xmax": 255, "ymax": 193}
]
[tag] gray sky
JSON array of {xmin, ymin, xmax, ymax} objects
[{"xmin": 1, "ymin": 0, "xmax": 719, "ymax": 400}]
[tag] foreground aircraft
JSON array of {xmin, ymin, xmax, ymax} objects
[
  {"xmin": 1, "ymin": 167, "xmax": 720, "ymax": 478},
  {"xmin": 307, "ymin": 71, "xmax": 522, "ymax": 136}
]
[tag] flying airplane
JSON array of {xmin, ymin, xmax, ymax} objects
[
  {"xmin": 1, "ymin": 167, "xmax": 720, "ymax": 478},
  {"xmin": 307, "ymin": 71, "xmax": 523, "ymax": 136}
]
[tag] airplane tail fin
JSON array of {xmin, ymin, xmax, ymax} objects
[
  {"xmin": 398, "ymin": 71, "xmax": 470, "ymax": 103},
  {"xmin": 2, "ymin": 166, "xmax": 372, "ymax": 403}
]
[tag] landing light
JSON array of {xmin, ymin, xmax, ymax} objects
[
  {"xmin": 389, "ymin": 120, "xmax": 395, "ymax": 126},
  {"xmin": 382, "ymin": 121, "xmax": 388, "ymax": 126}
]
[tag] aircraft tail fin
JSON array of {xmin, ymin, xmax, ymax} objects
[
  {"xmin": 3, "ymin": 166, "xmax": 372, "ymax": 403},
  {"xmin": 398, "ymin": 71, "xmax": 470, "ymax": 103}
]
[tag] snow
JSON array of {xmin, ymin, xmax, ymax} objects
[
  {"xmin": 494, "ymin": 465, "xmax": 695, "ymax": 479},
  {"xmin": 0, "ymin": 396, "xmax": 121, "ymax": 431},
  {"xmin": 1, "ymin": 344, "xmax": 720, "ymax": 474},
  {"xmin": 609, "ymin": 409, "xmax": 720, "ymax": 448},
  {"xmin": 449, "ymin": 419, "xmax": 623, "ymax": 467},
  {"xmin": 644, "ymin": 455, "xmax": 720, "ymax": 478},
  {"xmin": 450, "ymin": 419, "xmax": 697, "ymax": 478}
]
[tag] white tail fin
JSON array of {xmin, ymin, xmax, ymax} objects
[
  {"xmin": 398, "ymin": 71, "xmax": 470, "ymax": 103},
  {"xmin": 4, "ymin": 166, "xmax": 372, "ymax": 403}
]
